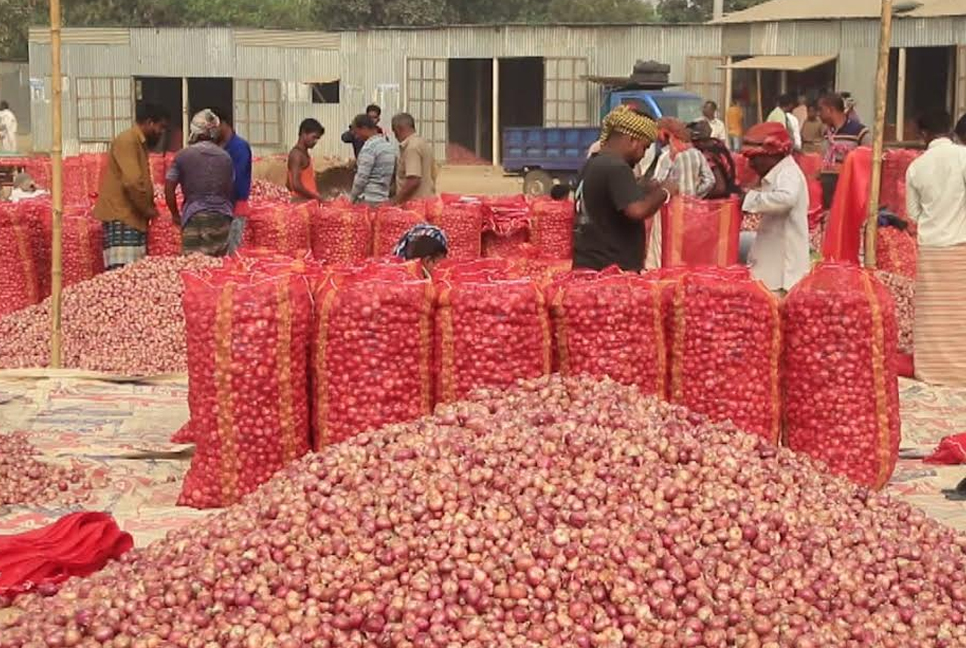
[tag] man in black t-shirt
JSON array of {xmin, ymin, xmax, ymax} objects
[{"xmin": 574, "ymin": 106, "xmax": 673, "ymax": 271}]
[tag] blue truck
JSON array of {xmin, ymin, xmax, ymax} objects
[{"xmin": 502, "ymin": 66, "xmax": 705, "ymax": 195}]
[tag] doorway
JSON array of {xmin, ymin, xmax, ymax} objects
[
  {"xmin": 188, "ymin": 77, "xmax": 233, "ymax": 123},
  {"xmin": 447, "ymin": 59, "xmax": 494, "ymax": 164},
  {"xmin": 135, "ymin": 76, "xmax": 182, "ymax": 152}
]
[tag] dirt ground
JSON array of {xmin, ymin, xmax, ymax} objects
[{"xmin": 436, "ymin": 165, "xmax": 525, "ymax": 196}]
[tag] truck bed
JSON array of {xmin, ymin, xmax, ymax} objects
[{"xmin": 502, "ymin": 127, "xmax": 600, "ymax": 174}]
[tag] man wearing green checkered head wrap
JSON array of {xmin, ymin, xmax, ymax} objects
[{"xmin": 572, "ymin": 106, "xmax": 673, "ymax": 272}]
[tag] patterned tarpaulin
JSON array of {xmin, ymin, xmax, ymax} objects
[{"xmin": 1, "ymin": 373, "xmax": 965, "ymax": 550}]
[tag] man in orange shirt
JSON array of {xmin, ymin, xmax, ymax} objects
[
  {"xmin": 726, "ymin": 96, "xmax": 745, "ymax": 152},
  {"xmin": 287, "ymin": 118, "xmax": 324, "ymax": 202}
]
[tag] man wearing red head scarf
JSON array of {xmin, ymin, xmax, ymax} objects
[{"xmin": 741, "ymin": 122, "xmax": 810, "ymax": 293}]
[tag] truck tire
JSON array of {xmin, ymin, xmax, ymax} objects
[{"xmin": 523, "ymin": 169, "xmax": 554, "ymax": 197}]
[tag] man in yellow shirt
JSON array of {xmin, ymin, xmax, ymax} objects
[
  {"xmin": 93, "ymin": 103, "xmax": 170, "ymax": 269},
  {"xmin": 726, "ymin": 97, "xmax": 745, "ymax": 152}
]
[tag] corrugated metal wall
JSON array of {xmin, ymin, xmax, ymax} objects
[{"xmin": 26, "ymin": 20, "xmax": 963, "ymax": 157}]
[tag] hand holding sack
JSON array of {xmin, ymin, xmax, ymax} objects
[
  {"xmin": 312, "ymin": 200, "xmax": 372, "ymax": 264},
  {"xmin": 549, "ymin": 270, "xmax": 666, "ymax": 396},
  {"xmin": 311, "ymin": 272, "xmax": 434, "ymax": 449},
  {"xmin": 178, "ymin": 269, "xmax": 312, "ymax": 508},
  {"xmin": 782, "ymin": 263, "xmax": 901, "ymax": 489},
  {"xmin": 661, "ymin": 195, "xmax": 741, "ymax": 268},
  {"xmin": 435, "ymin": 278, "xmax": 552, "ymax": 403},
  {"xmin": 666, "ymin": 269, "xmax": 782, "ymax": 444}
]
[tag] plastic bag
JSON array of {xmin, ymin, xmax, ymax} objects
[
  {"xmin": 435, "ymin": 278, "xmax": 552, "ymax": 403},
  {"xmin": 372, "ymin": 207, "xmax": 423, "ymax": 257},
  {"xmin": 549, "ymin": 271, "xmax": 665, "ymax": 396},
  {"xmin": 661, "ymin": 195, "xmax": 741, "ymax": 268},
  {"xmin": 430, "ymin": 202, "xmax": 483, "ymax": 260},
  {"xmin": 179, "ymin": 271, "xmax": 312, "ymax": 508},
  {"xmin": 666, "ymin": 270, "xmax": 782, "ymax": 444},
  {"xmin": 312, "ymin": 201, "xmax": 372, "ymax": 264},
  {"xmin": 311, "ymin": 276, "xmax": 434, "ymax": 449},
  {"xmin": 530, "ymin": 198, "xmax": 574, "ymax": 260},
  {"xmin": 782, "ymin": 263, "xmax": 901, "ymax": 489}
]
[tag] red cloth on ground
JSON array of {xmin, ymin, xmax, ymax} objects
[
  {"xmin": 897, "ymin": 353, "xmax": 914, "ymax": 379},
  {"xmin": 0, "ymin": 512, "xmax": 133, "ymax": 600},
  {"xmin": 822, "ymin": 147, "xmax": 872, "ymax": 264},
  {"xmin": 925, "ymin": 432, "xmax": 966, "ymax": 465}
]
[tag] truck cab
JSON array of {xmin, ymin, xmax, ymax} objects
[{"xmin": 502, "ymin": 84, "xmax": 705, "ymax": 196}]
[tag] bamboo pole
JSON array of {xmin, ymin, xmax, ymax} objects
[
  {"xmin": 865, "ymin": 0, "xmax": 894, "ymax": 269},
  {"xmin": 756, "ymin": 69, "xmax": 763, "ymax": 123},
  {"xmin": 49, "ymin": 0, "xmax": 63, "ymax": 367}
]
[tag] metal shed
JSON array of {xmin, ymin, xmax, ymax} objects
[{"xmin": 26, "ymin": 24, "xmax": 725, "ymax": 160}]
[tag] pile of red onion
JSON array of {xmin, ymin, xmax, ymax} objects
[
  {"xmin": 2, "ymin": 375, "xmax": 964, "ymax": 646},
  {"xmin": 0, "ymin": 433, "xmax": 93, "ymax": 507},
  {"xmin": 876, "ymin": 270, "xmax": 914, "ymax": 355},
  {"xmin": 0, "ymin": 255, "xmax": 221, "ymax": 375}
]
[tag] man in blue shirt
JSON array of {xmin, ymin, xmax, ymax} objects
[{"xmin": 212, "ymin": 108, "xmax": 253, "ymax": 253}]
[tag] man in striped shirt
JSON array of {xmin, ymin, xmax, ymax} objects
[{"xmin": 349, "ymin": 114, "xmax": 397, "ymax": 207}]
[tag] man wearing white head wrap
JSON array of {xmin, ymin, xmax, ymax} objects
[{"xmin": 165, "ymin": 109, "xmax": 236, "ymax": 256}]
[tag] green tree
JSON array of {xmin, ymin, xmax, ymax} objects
[{"xmin": 658, "ymin": 0, "xmax": 769, "ymax": 23}]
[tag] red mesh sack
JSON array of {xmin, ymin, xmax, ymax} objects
[
  {"xmin": 13, "ymin": 199, "xmax": 53, "ymax": 299},
  {"xmin": 430, "ymin": 202, "xmax": 483, "ymax": 260},
  {"xmin": 372, "ymin": 207, "xmax": 423, "ymax": 258},
  {"xmin": 62, "ymin": 157, "xmax": 91, "ymax": 206},
  {"xmin": 665, "ymin": 271, "xmax": 782, "ymax": 444},
  {"xmin": 149, "ymin": 154, "xmax": 167, "ymax": 187},
  {"xmin": 312, "ymin": 202, "xmax": 372, "ymax": 264},
  {"xmin": 245, "ymin": 202, "xmax": 313, "ymax": 256},
  {"xmin": 549, "ymin": 272, "xmax": 665, "ymax": 395},
  {"xmin": 782, "ymin": 263, "xmax": 901, "ymax": 489},
  {"xmin": 147, "ymin": 201, "xmax": 183, "ymax": 257},
  {"xmin": 879, "ymin": 149, "xmax": 922, "ymax": 219},
  {"xmin": 530, "ymin": 198, "xmax": 574, "ymax": 259},
  {"xmin": 875, "ymin": 270, "xmax": 914, "ymax": 355},
  {"xmin": 482, "ymin": 196, "xmax": 531, "ymax": 258},
  {"xmin": 435, "ymin": 278, "xmax": 552, "ymax": 403},
  {"xmin": 433, "ymin": 258, "xmax": 513, "ymax": 283},
  {"xmin": 794, "ymin": 152, "xmax": 823, "ymax": 179},
  {"xmin": 661, "ymin": 195, "xmax": 741, "ymax": 268},
  {"xmin": 405, "ymin": 197, "xmax": 444, "ymax": 220},
  {"xmin": 311, "ymin": 277, "xmax": 434, "ymax": 449},
  {"xmin": 25, "ymin": 157, "xmax": 52, "ymax": 189},
  {"xmin": 178, "ymin": 271, "xmax": 312, "ymax": 508},
  {"xmin": 59, "ymin": 212, "xmax": 104, "ymax": 288},
  {"xmin": 877, "ymin": 226, "xmax": 917, "ymax": 279},
  {"xmin": 0, "ymin": 211, "xmax": 41, "ymax": 317}
]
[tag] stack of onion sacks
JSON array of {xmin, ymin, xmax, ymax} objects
[
  {"xmin": 529, "ymin": 196, "xmax": 574, "ymax": 259},
  {"xmin": 244, "ymin": 202, "xmax": 313, "ymax": 256},
  {"xmin": 146, "ymin": 200, "xmax": 182, "ymax": 257},
  {"xmin": 311, "ymin": 200, "xmax": 372, "ymax": 264},
  {"xmin": 371, "ymin": 206, "xmax": 423, "ymax": 257},
  {"xmin": 782, "ymin": 262, "xmax": 901, "ymax": 489},
  {"xmin": 548, "ymin": 268, "xmax": 665, "ymax": 396},
  {"xmin": 435, "ymin": 274, "xmax": 551, "ymax": 403},
  {"xmin": 664, "ymin": 268, "xmax": 782, "ymax": 444},
  {"xmin": 310, "ymin": 264, "xmax": 434, "ymax": 449},
  {"xmin": 0, "ymin": 204, "xmax": 43, "ymax": 317},
  {"xmin": 178, "ymin": 266, "xmax": 313, "ymax": 508}
]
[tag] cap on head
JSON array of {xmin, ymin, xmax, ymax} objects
[{"xmin": 189, "ymin": 109, "xmax": 221, "ymax": 143}]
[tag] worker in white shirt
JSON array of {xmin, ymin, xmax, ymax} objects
[
  {"xmin": 701, "ymin": 101, "xmax": 728, "ymax": 142},
  {"xmin": 767, "ymin": 94, "xmax": 802, "ymax": 151},
  {"xmin": 740, "ymin": 122, "xmax": 810, "ymax": 294},
  {"xmin": 905, "ymin": 109, "xmax": 966, "ymax": 388}
]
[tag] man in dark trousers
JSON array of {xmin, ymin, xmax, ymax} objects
[
  {"xmin": 572, "ymin": 106, "xmax": 673, "ymax": 272},
  {"xmin": 341, "ymin": 104, "xmax": 383, "ymax": 158}
]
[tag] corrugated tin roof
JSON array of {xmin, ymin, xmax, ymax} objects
[
  {"xmin": 715, "ymin": 0, "xmax": 966, "ymax": 24},
  {"xmin": 233, "ymin": 29, "xmax": 339, "ymax": 49},
  {"xmin": 722, "ymin": 54, "xmax": 837, "ymax": 71},
  {"xmin": 28, "ymin": 27, "xmax": 130, "ymax": 45}
]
